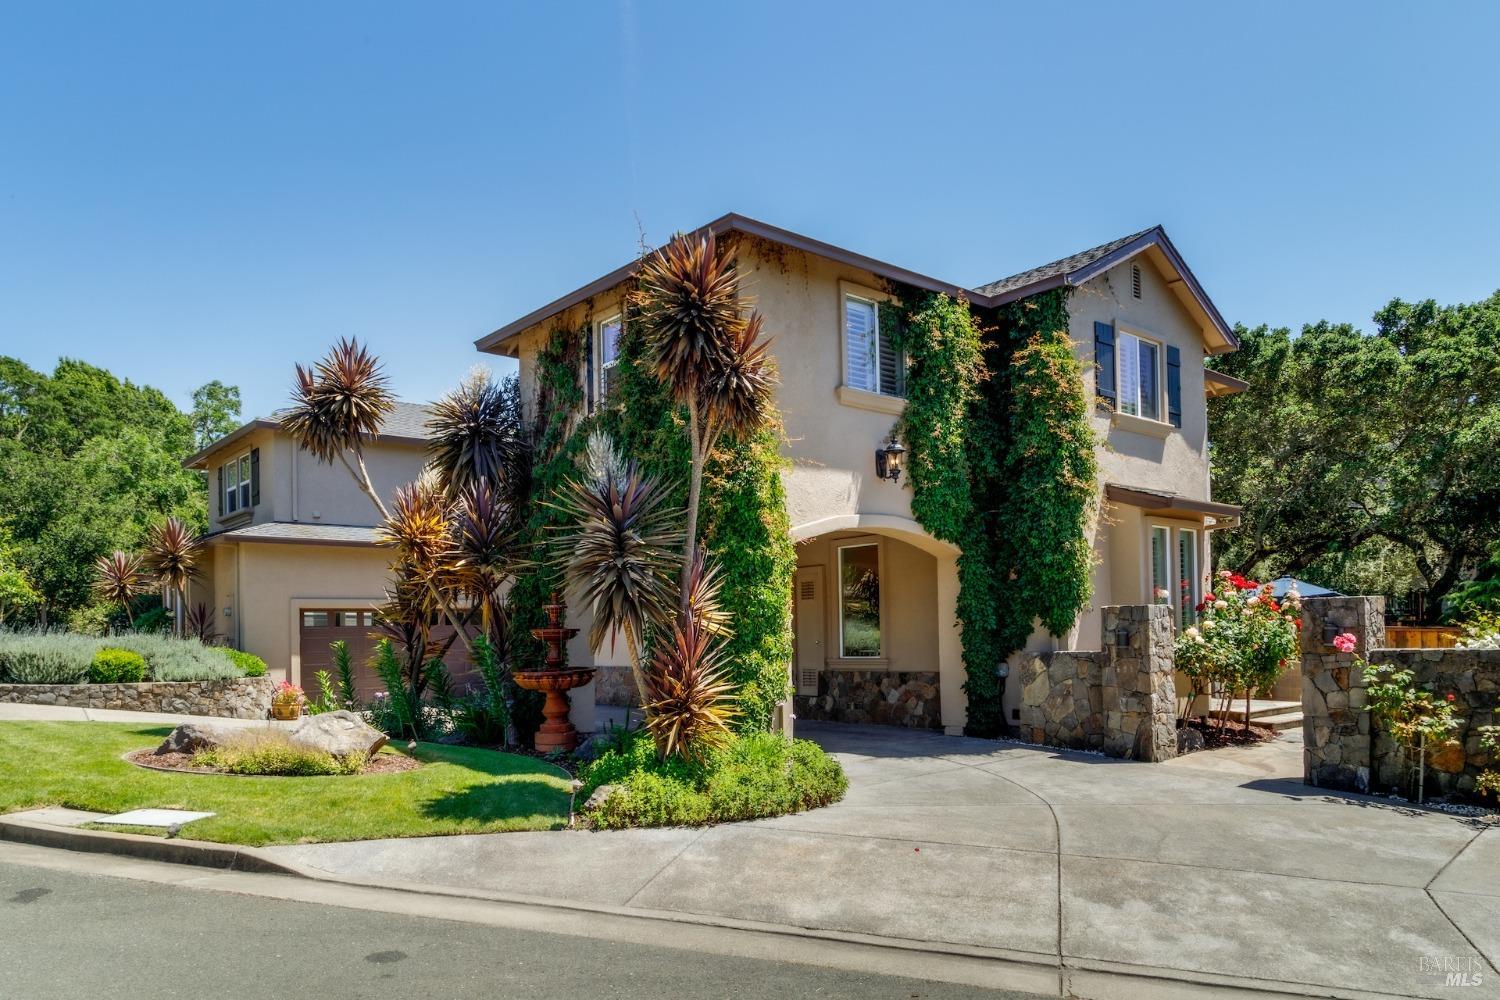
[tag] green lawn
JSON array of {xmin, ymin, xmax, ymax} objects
[{"xmin": 0, "ymin": 722, "xmax": 573, "ymax": 846}]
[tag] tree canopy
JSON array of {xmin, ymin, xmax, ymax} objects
[
  {"xmin": 0, "ymin": 358, "xmax": 234, "ymax": 622},
  {"xmin": 1209, "ymin": 292, "xmax": 1500, "ymax": 620}
]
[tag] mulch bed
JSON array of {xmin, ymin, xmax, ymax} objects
[
  {"xmin": 1181, "ymin": 718, "xmax": 1277, "ymax": 751},
  {"xmin": 124, "ymin": 747, "xmax": 422, "ymax": 776}
]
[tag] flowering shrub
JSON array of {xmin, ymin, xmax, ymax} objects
[
  {"xmin": 1478, "ymin": 727, "xmax": 1499, "ymax": 798},
  {"xmin": 1332, "ymin": 632, "xmax": 1358, "ymax": 654},
  {"xmin": 1457, "ymin": 610, "xmax": 1500, "ymax": 651},
  {"xmin": 1173, "ymin": 571, "xmax": 1301, "ymax": 726}
]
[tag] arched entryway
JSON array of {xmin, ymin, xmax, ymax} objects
[{"xmin": 789, "ymin": 514, "xmax": 964, "ymax": 735}]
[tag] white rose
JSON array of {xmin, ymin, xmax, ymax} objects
[
  {"xmin": 1246, "ymin": 595, "xmax": 1260, "ymax": 606},
  {"xmin": 1185, "ymin": 626, "xmax": 1200, "ymax": 638},
  {"xmin": 1203, "ymin": 620, "xmax": 1216, "ymax": 630},
  {"xmin": 1214, "ymin": 600, "xmax": 1228, "ymax": 610}
]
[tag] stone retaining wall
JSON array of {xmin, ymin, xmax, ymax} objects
[
  {"xmin": 1016, "ymin": 605, "xmax": 1177, "ymax": 761},
  {"xmin": 0, "ymin": 676, "xmax": 273, "ymax": 719},
  {"xmin": 794, "ymin": 670, "xmax": 941, "ymax": 729},
  {"xmin": 1301, "ymin": 595, "xmax": 1500, "ymax": 798}
]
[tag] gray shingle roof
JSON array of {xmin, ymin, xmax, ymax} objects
[
  {"xmin": 265, "ymin": 400, "xmax": 433, "ymax": 441},
  {"xmin": 215, "ymin": 522, "xmax": 380, "ymax": 546},
  {"xmin": 973, "ymin": 227, "xmax": 1159, "ymax": 297}
]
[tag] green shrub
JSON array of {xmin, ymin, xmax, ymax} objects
[
  {"xmin": 130, "ymin": 605, "xmax": 172, "ymax": 634},
  {"xmin": 89, "ymin": 648, "xmax": 147, "ymax": 683},
  {"xmin": 104, "ymin": 633, "xmax": 239, "ymax": 681},
  {"xmin": 0, "ymin": 632, "xmax": 93, "ymax": 684},
  {"xmin": 217, "ymin": 647, "xmax": 267, "ymax": 677},
  {"xmin": 67, "ymin": 603, "xmax": 113, "ymax": 637},
  {"xmin": 194, "ymin": 730, "xmax": 365, "ymax": 776},
  {"xmin": 578, "ymin": 729, "xmax": 846, "ymax": 829},
  {"xmin": 0, "ymin": 630, "xmax": 240, "ymax": 684}
]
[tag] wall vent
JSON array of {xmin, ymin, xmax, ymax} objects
[
  {"xmin": 1131, "ymin": 264, "xmax": 1142, "ymax": 299},
  {"xmin": 799, "ymin": 580, "xmax": 816, "ymax": 601}
]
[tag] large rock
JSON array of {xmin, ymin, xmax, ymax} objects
[
  {"xmin": 289, "ymin": 710, "xmax": 387, "ymax": 759},
  {"xmin": 156, "ymin": 720, "xmax": 243, "ymax": 754}
]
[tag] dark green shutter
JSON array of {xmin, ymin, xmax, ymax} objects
[
  {"xmin": 216, "ymin": 465, "xmax": 223, "ymax": 517},
  {"xmin": 1166, "ymin": 346, "xmax": 1182, "ymax": 428},
  {"xmin": 877, "ymin": 308, "xmax": 905, "ymax": 397},
  {"xmin": 1094, "ymin": 322, "xmax": 1116, "ymax": 408},
  {"xmin": 250, "ymin": 448, "xmax": 261, "ymax": 505}
]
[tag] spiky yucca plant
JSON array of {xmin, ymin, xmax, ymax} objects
[
  {"xmin": 283, "ymin": 337, "xmax": 397, "ymax": 518},
  {"xmin": 643, "ymin": 607, "xmax": 738, "ymax": 762},
  {"xmin": 637, "ymin": 232, "xmax": 778, "ymax": 604},
  {"xmin": 378, "ymin": 475, "xmax": 474, "ymax": 656},
  {"xmin": 184, "ymin": 602, "xmax": 216, "ymax": 642},
  {"xmin": 143, "ymin": 517, "xmax": 201, "ymax": 637},
  {"xmin": 426, "ymin": 368, "xmax": 529, "ymax": 501},
  {"xmin": 450, "ymin": 478, "xmax": 526, "ymax": 648},
  {"xmin": 92, "ymin": 551, "xmax": 145, "ymax": 627},
  {"xmin": 551, "ymin": 433, "xmax": 682, "ymax": 702}
]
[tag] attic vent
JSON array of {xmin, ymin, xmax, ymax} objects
[
  {"xmin": 799, "ymin": 580, "xmax": 816, "ymax": 601},
  {"xmin": 1131, "ymin": 264, "xmax": 1142, "ymax": 299}
]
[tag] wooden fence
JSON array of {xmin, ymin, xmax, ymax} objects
[{"xmin": 1383, "ymin": 626, "xmax": 1461, "ymax": 649}]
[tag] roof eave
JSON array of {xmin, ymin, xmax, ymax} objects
[{"xmin": 183, "ymin": 419, "xmax": 279, "ymax": 469}]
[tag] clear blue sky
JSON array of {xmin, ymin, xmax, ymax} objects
[{"xmin": 2, "ymin": 2, "xmax": 1497, "ymax": 421}]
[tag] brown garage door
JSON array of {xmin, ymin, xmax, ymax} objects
[{"xmin": 298, "ymin": 609, "xmax": 478, "ymax": 704}]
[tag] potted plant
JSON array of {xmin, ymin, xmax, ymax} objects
[{"xmin": 270, "ymin": 680, "xmax": 305, "ymax": 721}]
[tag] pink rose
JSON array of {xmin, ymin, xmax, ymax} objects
[{"xmin": 1332, "ymin": 632, "xmax": 1357, "ymax": 654}]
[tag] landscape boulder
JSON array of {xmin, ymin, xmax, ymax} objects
[
  {"xmin": 156, "ymin": 720, "xmax": 244, "ymax": 755},
  {"xmin": 289, "ymin": 710, "xmax": 388, "ymax": 758}
]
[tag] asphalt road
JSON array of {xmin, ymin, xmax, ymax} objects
[{"xmin": 0, "ymin": 861, "xmax": 1035, "ymax": 1000}]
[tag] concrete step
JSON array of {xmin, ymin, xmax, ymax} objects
[{"xmin": 1248, "ymin": 711, "xmax": 1304, "ymax": 731}]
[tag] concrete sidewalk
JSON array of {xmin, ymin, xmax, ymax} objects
[{"xmin": 266, "ymin": 722, "xmax": 1500, "ymax": 1000}]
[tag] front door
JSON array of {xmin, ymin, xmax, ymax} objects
[{"xmin": 794, "ymin": 566, "xmax": 825, "ymax": 696}]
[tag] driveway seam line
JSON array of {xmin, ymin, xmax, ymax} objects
[
  {"xmin": 621, "ymin": 827, "xmax": 710, "ymax": 908},
  {"xmin": 1423, "ymin": 826, "xmax": 1487, "ymax": 891},
  {"xmin": 1424, "ymin": 888, "xmax": 1500, "ymax": 977}
]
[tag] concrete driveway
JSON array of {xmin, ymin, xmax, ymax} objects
[{"xmin": 269, "ymin": 722, "xmax": 1500, "ymax": 999}]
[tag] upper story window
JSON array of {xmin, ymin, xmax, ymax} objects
[
  {"xmin": 221, "ymin": 452, "xmax": 252, "ymax": 515},
  {"xmin": 597, "ymin": 314, "xmax": 622, "ymax": 401},
  {"xmin": 1117, "ymin": 330, "xmax": 1161, "ymax": 420},
  {"xmin": 843, "ymin": 294, "xmax": 904, "ymax": 398}
]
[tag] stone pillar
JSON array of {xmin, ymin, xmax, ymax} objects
[
  {"xmin": 1300, "ymin": 595, "xmax": 1385, "ymax": 790},
  {"xmin": 1101, "ymin": 604, "xmax": 1177, "ymax": 761}
]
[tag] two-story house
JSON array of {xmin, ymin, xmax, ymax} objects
[
  {"xmin": 476, "ymin": 215, "xmax": 1245, "ymax": 735},
  {"xmin": 183, "ymin": 402, "xmax": 432, "ymax": 693}
]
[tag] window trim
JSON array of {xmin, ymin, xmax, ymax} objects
[
  {"xmin": 595, "ymin": 312, "xmax": 623, "ymax": 402},
  {"xmin": 1116, "ymin": 326, "xmax": 1164, "ymax": 422},
  {"xmin": 1145, "ymin": 521, "xmax": 1205, "ymax": 631},
  {"xmin": 837, "ymin": 280, "xmax": 905, "ymax": 404},
  {"xmin": 222, "ymin": 451, "xmax": 252, "ymax": 516},
  {"xmin": 832, "ymin": 534, "xmax": 889, "ymax": 664},
  {"xmin": 1177, "ymin": 527, "xmax": 1201, "ymax": 627}
]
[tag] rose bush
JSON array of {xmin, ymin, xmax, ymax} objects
[{"xmin": 1173, "ymin": 570, "xmax": 1301, "ymax": 729}]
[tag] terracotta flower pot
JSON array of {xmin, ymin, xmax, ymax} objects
[{"xmin": 270, "ymin": 703, "xmax": 302, "ymax": 721}]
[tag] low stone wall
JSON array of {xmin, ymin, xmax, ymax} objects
[
  {"xmin": 1301, "ymin": 596, "xmax": 1500, "ymax": 798},
  {"xmin": 0, "ymin": 676, "xmax": 273, "ymax": 720},
  {"xmin": 1016, "ymin": 605, "xmax": 1177, "ymax": 761},
  {"xmin": 1367, "ymin": 648, "xmax": 1498, "ymax": 798},
  {"xmin": 795, "ymin": 670, "xmax": 941, "ymax": 729}
]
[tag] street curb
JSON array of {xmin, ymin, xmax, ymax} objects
[
  {"xmin": 0, "ymin": 815, "xmax": 304, "ymax": 876},
  {"xmin": 0, "ymin": 817, "xmax": 1448, "ymax": 1000}
]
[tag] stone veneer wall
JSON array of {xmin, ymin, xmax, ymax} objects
[
  {"xmin": 593, "ymin": 665, "xmax": 636, "ymax": 708},
  {"xmin": 0, "ymin": 676, "xmax": 273, "ymax": 720},
  {"xmin": 1016, "ymin": 605, "xmax": 1177, "ymax": 761},
  {"xmin": 1301, "ymin": 595, "xmax": 1500, "ymax": 797},
  {"xmin": 795, "ymin": 670, "xmax": 941, "ymax": 729}
]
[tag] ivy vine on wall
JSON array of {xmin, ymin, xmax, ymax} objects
[{"xmin": 890, "ymin": 285, "xmax": 1097, "ymax": 737}]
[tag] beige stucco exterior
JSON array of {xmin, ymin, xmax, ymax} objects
[{"xmin": 492, "ymin": 230, "xmax": 1233, "ymax": 735}]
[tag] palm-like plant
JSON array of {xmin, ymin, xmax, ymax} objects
[
  {"xmin": 184, "ymin": 602, "xmax": 216, "ymax": 642},
  {"xmin": 282, "ymin": 337, "xmax": 397, "ymax": 518},
  {"xmin": 637, "ymin": 232, "xmax": 778, "ymax": 603},
  {"xmin": 450, "ymin": 478, "xmax": 526, "ymax": 648},
  {"xmin": 378, "ymin": 475, "xmax": 473, "ymax": 656},
  {"xmin": 92, "ymin": 550, "xmax": 145, "ymax": 627},
  {"xmin": 642, "ymin": 607, "xmax": 738, "ymax": 762},
  {"xmin": 551, "ymin": 433, "xmax": 682, "ymax": 703},
  {"xmin": 143, "ymin": 517, "xmax": 201, "ymax": 637},
  {"xmin": 426, "ymin": 368, "xmax": 529, "ymax": 502}
]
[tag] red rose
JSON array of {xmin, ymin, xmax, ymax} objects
[{"xmin": 1446, "ymin": 693, "xmax": 1456, "ymax": 702}]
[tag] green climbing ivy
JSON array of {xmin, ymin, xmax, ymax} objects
[{"xmin": 890, "ymin": 286, "xmax": 1097, "ymax": 737}]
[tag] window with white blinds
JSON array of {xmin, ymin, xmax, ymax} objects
[{"xmin": 843, "ymin": 295, "xmax": 903, "ymax": 397}]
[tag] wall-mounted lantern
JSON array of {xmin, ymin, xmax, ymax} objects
[
  {"xmin": 1322, "ymin": 620, "xmax": 1342, "ymax": 645},
  {"xmin": 875, "ymin": 436, "xmax": 907, "ymax": 483}
]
